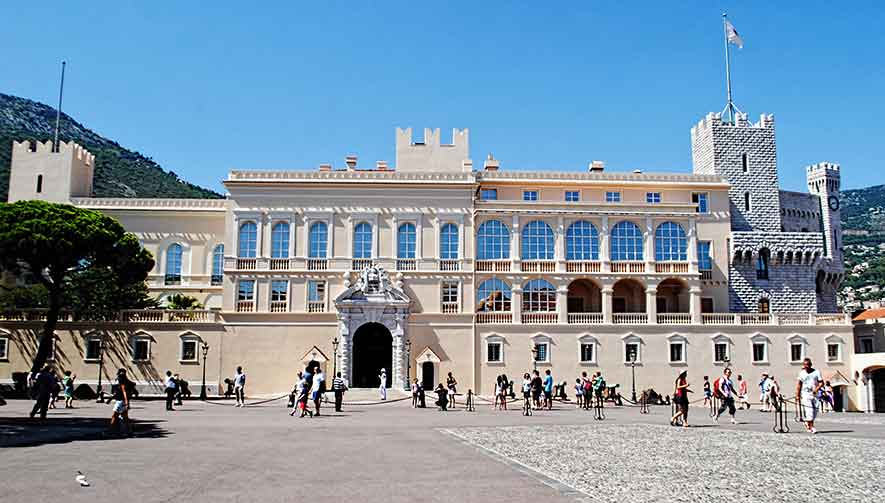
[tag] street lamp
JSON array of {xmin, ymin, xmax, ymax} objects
[
  {"xmin": 199, "ymin": 341, "xmax": 210, "ymax": 400},
  {"xmin": 630, "ymin": 354, "xmax": 638, "ymax": 403},
  {"xmin": 332, "ymin": 336, "xmax": 339, "ymax": 377},
  {"xmin": 95, "ymin": 337, "xmax": 105, "ymax": 403},
  {"xmin": 404, "ymin": 338, "xmax": 412, "ymax": 384}
]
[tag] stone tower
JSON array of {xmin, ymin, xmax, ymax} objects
[
  {"xmin": 7, "ymin": 140, "xmax": 94, "ymax": 203},
  {"xmin": 691, "ymin": 112, "xmax": 780, "ymax": 232},
  {"xmin": 807, "ymin": 162, "xmax": 843, "ymax": 312}
]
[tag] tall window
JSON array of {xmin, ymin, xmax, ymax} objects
[
  {"xmin": 353, "ymin": 222, "xmax": 373, "ymax": 258},
  {"xmin": 211, "ymin": 244, "xmax": 224, "ymax": 285},
  {"xmin": 697, "ymin": 241, "xmax": 712, "ymax": 271},
  {"xmin": 741, "ymin": 153, "xmax": 749, "ymax": 172},
  {"xmin": 440, "ymin": 223, "xmax": 458, "ymax": 259},
  {"xmin": 522, "ymin": 279, "xmax": 556, "ymax": 312},
  {"xmin": 476, "ymin": 279, "xmax": 511, "ymax": 312},
  {"xmin": 270, "ymin": 222, "xmax": 290, "ymax": 258},
  {"xmin": 397, "ymin": 223, "xmax": 416, "ymax": 259},
  {"xmin": 308, "ymin": 222, "xmax": 328, "ymax": 258},
  {"xmin": 566, "ymin": 221, "xmax": 599, "ymax": 260},
  {"xmin": 165, "ymin": 244, "xmax": 182, "ymax": 285},
  {"xmin": 308, "ymin": 280, "xmax": 326, "ymax": 309},
  {"xmin": 238, "ymin": 280, "xmax": 255, "ymax": 302},
  {"xmin": 479, "ymin": 188, "xmax": 497, "ymax": 201},
  {"xmin": 692, "ymin": 192, "xmax": 709, "ymax": 213},
  {"xmin": 271, "ymin": 280, "xmax": 288, "ymax": 303},
  {"xmin": 238, "ymin": 222, "xmax": 257, "ymax": 258},
  {"xmin": 744, "ymin": 192, "xmax": 751, "ymax": 212},
  {"xmin": 610, "ymin": 221, "xmax": 643, "ymax": 261},
  {"xmin": 476, "ymin": 220, "xmax": 510, "ymax": 260},
  {"xmin": 521, "ymin": 221, "xmax": 554, "ymax": 260},
  {"xmin": 756, "ymin": 248, "xmax": 770, "ymax": 280},
  {"xmin": 654, "ymin": 222, "xmax": 687, "ymax": 261}
]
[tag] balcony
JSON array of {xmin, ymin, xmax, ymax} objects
[
  {"xmin": 396, "ymin": 258, "xmax": 417, "ymax": 271},
  {"xmin": 475, "ymin": 311, "xmax": 513, "ymax": 324},
  {"xmin": 441, "ymin": 302, "xmax": 459, "ymax": 314},
  {"xmin": 439, "ymin": 259, "xmax": 460, "ymax": 272},
  {"xmin": 269, "ymin": 301, "xmax": 288, "ymax": 313},
  {"xmin": 657, "ymin": 313, "xmax": 692, "ymax": 324},
  {"xmin": 307, "ymin": 301, "xmax": 326, "ymax": 313},
  {"xmin": 476, "ymin": 260, "xmax": 510, "ymax": 272},
  {"xmin": 236, "ymin": 301, "xmax": 255, "ymax": 313},
  {"xmin": 269, "ymin": 258, "xmax": 291, "ymax": 271},
  {"xmin": 611, "ymin": 261, "xmax": 645, "ymax": 273},
  {"xmin": 236, "ymin": 258, "xmax": 257, "ymax": 270},
  {"xmin": 521, "ymin": 260, "xmax": 556, "ymax": 273},
  {"xmin": 568, "ymin": 312, "xmax": 603, "ymax": 324},
  {"xmin": 700, "ymin": 270, "xmax": 713, "ymax": 280},
  {"xmin": 352, "ymin": 258, "xmax": 374, "ymax": 270},
  {"xmin": 566, "ymin": 261, "xmax": 601, "ymax": 273},
  {"xmin": 307, "ymin": 258, "xmax": 328, "ymax": 271},
  {"xmin": 613, "ymin": 313, "xmax": 648, "ymax": 324},
  {"xmin": 521, "ymin": 312, "xmax": 558, "ymax": 324},
  {"xmin": 654, "ymin": 262, "xmax": 690, "ymax": 274},
  {"xmin": 121, "ymin": 310, "xmax": 221, "ymax": 323}
]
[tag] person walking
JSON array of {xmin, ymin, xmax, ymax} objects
[
  {"xmin": 62, "ymin": 370, "xmax": 76, "ymax": 409},
  {"xmin": 493, "ymin": 376, "xmax": 503, "ymax": 410},
  {"xmin": 312, "ymin": 366, "xmax": 326, "ymax": 416},
  {"xmin": 521, "ymin": 373, "xmax": 532, "ymax": 411},
  {"xmin": 446, "ymin": 372, "xmax": 458, "ymax": 409},
  {"xmin": 164, "ymin": 370, "xmax": 177, "ymax": 411},
  {"xmin": 530, "ymin": 370, "xmax": 543, "ymax": 410},
  {"xmin": 411, "ymin": 378, "xmax": 418, "ymax": 408},
  {"xmin": 574, "ymin": 378, "xmax": 584, "ymax": 408},
  {"xmin": 768, "ymin": 376, "xmax": 781, "ymax": 411},
  {"xmin": 233, "ymin": 366, "xmax": 247, "ymax": 407},
  {"xmin": 737, "ymin": 374, "xmax": 750, "ymax": 410},
  {"xmin": 108, "ymin": 369, "xmax": 133, "ymax": 436},
  {"xmin": 378, "ymin": 368, "xmax": 387, "ymax": 401},
  {"xmin": 499, "ymin": 375, "xmax": 508, "ymax": 410},
  {"xmin": 796, "ymin": 358, "xmax": 824, "ymax": 434},
  {"xmin": 759, "ymin": 372, "xmax": 771, "ymax": 412},
  {"xmin": 174, "ymin": 373, "xmax": 185, "ymax": 405},
  {"xmin": 417, "ymin": 381, "xmax": 426, "ymax": 408},
  {"xmin": 581, "ymin": 371, "xmax": 593, "ymax": 410},
  {"xmin": 49, "ymin": 372, "xmax": 61, "ymax": 409},
  {"xmin": 29, "ymin": 365, "xmax": 55, "ymax": 419},
  {"xmin": 670, "ymin": 371, "xmax": 691, "ymax": 427},
  {"xmin": 543, "ymin": 369, "xmax": 554, "ymax": 410},
  {"xmin": 714, "ymin": 368, "xmax": 738, "ymax": 424}
]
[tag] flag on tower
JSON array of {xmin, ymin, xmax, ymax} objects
[{"xmin": 725, "ymin": 19, "xmax": 744, "ymax": 48}]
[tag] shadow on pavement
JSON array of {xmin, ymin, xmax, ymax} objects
[{"xmin": 0, "ymin": 416, "xmax": 170, "ymax": 448}]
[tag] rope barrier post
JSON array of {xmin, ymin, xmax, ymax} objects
[
  {"xmin": 773, "ymin": 394, "xmax": 789, "ymax": 434},
  {"xmin": 709, "ymin": 395, "xmax": 719, "ymax": 418},
  {"xmin": 466, "ymin": 390, "xmax": 475, "ymax": 412},
  {"xmin": 639, "ymin": 392, "xmax": 649, "ymax": 414},
  {"xmin": 794, "ymin": 394, "xmax": 805, "ymax": 424},
  {"xmin": 594, "ymin": 391, "xmax": 605, "ymax": 421}
]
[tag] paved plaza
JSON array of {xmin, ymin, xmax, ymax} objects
[{"xmin": 2, "ymin": 396, "xmax": 884, "ymax": 502}]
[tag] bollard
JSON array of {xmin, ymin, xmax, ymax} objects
[
  {"xmin": 466, "ymin": 390, "xmax": 475, "ymax": 412},
  {"xmin": 772, "ymin": 394, "xmax": 790, "ymax": 434},
  {"xmin": 794, "ymin": 395, "xmax": 805, "ymax": 424},
  {"xmin": 639, "ymin": 393, "xmax": 649, "ymax": 414}
]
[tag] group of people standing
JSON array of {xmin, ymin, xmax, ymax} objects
[
  {"xmin": 290, "ymin": 362, "xmax": 326, "ymax": 417},
  {"xmin": 162, "ymin": 370, "xmax": 192, "ymax": 411},
  {"xmin": 27, "ymin": 366, "xmax": 79, "ymax": 419}
]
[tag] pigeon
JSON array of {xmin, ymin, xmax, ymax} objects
[{"xmin": 76, "ymin": 471, "xmax": 90, "ymax": 487}]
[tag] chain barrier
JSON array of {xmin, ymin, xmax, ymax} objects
[
  {"xmin": 465, "ymin": 390, "xmax": 475, "ymax": 412},
  {"xmin": 772, "ymin": 394, "xmax": 790, "ymax": 433}
]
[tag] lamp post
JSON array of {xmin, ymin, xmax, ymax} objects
[
  {"xmin": 404, "ymin": 338, "xmax": 412, "ymax": 385},
  {"xmin": 199, "ymin": 341, "xmax": 210, "ymax": 400},
  {"xmin": 95, "ymin": 338, "xmax": 105, "ymax": 403},
  {"xmin": 332, "ymin": 336, "xmax": 339, "ymax": 377},
  {"xmin": 630, "ymin": 355, "xmax": 638, "ymax": 403}
]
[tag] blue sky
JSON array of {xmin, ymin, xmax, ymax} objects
[{"xmin": 3, "ymin": 2, "xmax": 883, "ymax": 192}]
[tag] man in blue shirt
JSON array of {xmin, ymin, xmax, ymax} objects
[{"xmin": 543, "ymin": 369, "xmax": 554, "ymax": 410}]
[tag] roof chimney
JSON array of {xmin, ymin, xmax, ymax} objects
[
  {"xmin": 483, "ymin": 153, "xmax": 499, "ymax": 171},
  {"xmin": 318, "ymin": 163, "xmax": 332, "ymax": 172},
  {"xmin": 589, "ymin": 160, "xmax": 605, "ymax": 172},
  {"xmin": 633, "ymin": 169, "xmax": 642, "ymax": 174},
  {"xmin": 345, "ymin": 155, "xmax": 357, "ymax": 171},
  {"xmin": 376, "ymin": 160, "xmax": 389, "ymax": 171}
]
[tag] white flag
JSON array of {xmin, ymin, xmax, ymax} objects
[{"xmin": 725, "ymin": 20, "xmax": 744, "ymax": 48}]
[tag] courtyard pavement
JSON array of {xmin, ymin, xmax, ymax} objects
[{"xmin": 2, "ymin": 396, "xmax": 883, "ymax": 502}]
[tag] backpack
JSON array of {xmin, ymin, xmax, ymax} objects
[
  {"xmin": 597, "ymin": 377, "xmax": 606, "ymax": 390},
  {"xmin": 583, "ymin": 379, "xmax": 592, "ymax": 391},
  {"xmin": 713, "ymin": 377, "xmax": 725, "ymax": 399}
]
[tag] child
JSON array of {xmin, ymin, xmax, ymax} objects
[
  {"xmin": 63, "ymin": 371, "xmax": 76, "ymax": 409},
  {"xmin": 575, "ymin": 378, "xmax": 584, "ymax": 408},
  {"xmin": 493, "ymin": 376, "xmax": 502, "ymax": 410},
  {"xmin": 702, "ymin": 376, "xmax": 712, "ymax": 406}
]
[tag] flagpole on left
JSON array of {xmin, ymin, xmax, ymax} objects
[{"xmin": 722, "ymin": 13, "xmax": 735, "ymax": 123}]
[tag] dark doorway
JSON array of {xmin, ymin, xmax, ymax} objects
[
  {"xmin": 351, "ymin": 322, "xmax": 392, "ymax": 388},
  {"xmin": 873, "ymin": 368, "xmax": 885, "ymax": 413},
  {"xmin": 832, "ymin": 386, "xmax": 844, "ymax": 412},
  {"xmin": 421, "ymin": 361, "xmax": 435, "ymax": 390}
]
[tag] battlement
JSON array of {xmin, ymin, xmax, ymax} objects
[
  {"xmin": 8, "ymin": 140, "xmax": 94, "ymax": 203},
  {"xmin": 395, "ymin": 127, "xmax": 470, "ymax": 173},
  {"xmin": 806, "ymin": 162, "xmax": 841, "ymax": 193},
  {"xmin": 690, "ymin": 112, "xmax": 775, "ymax": 137},
  {"xmin": 12, "ymin": 140, "xmax": 94, "ymax": 166}
]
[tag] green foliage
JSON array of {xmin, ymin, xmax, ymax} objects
[
  {"xmin": 0, "ymin": 284, "xmax": 49, "ymax": 309},
  {"xmin": 164, "ymin": 293, "xmax": 203, "ymax": 310}
]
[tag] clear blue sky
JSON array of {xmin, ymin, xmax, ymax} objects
[{"xmin": 3, "ymin": 2, "xmax": 883, "ymax": 192}]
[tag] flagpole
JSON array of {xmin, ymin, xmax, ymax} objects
[
  {"xmin": 722, "ymin": 13, "xmax": 735, "ymax": 123},
  {"xmin": 53, "ymin": 61, "xmax": 66, "ymax": 153}
]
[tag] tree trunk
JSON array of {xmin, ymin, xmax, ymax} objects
[{"xmin": 31, "ymin": 286, "xmax": 62, "ymax": 373}]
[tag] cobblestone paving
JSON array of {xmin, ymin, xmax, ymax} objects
[{"xmin": 447, "ymin": 423, "xmax": 885, "ymax": 503}]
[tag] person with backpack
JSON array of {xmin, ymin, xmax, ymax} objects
[
  {"xmin": 670, "ymin": 370, "xmax": 691, "ymax": 427},
  {"xmin": 581, "ymin": 371, "xmax": 593, "ymax": 410},
  {"xmin": 164, "ymin": 370, "xmax": 177, "ymax": 411},
  {"xmin": 593, "ymin": 372, "xmax": 607, "ymax": 407},
  {"xmin": 233, "ymin": 366, "xmax": 247, "ymax": 407},
  {"xmin": 713, "ymin": 368, "xmax": 738, "ymax": 424}
]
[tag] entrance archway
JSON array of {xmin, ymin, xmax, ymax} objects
[{"xmin": 351, "ymin": 322, "xmax": 393, "ymax": 388}]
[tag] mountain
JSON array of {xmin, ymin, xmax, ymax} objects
[
  {"xmin": 0, "ymin": 93, "xmax": 221, "ymax": 201},
  {"xmin": 839, "ymin": 184, "xmax": 885, "ymax": 309}
]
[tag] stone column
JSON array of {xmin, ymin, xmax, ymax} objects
[
  {"xmin": 687, "ymin": 217, "xmax": 698, "ymax": 273},
  {"xmin": 644, "ymin": 216, "xmax": 654, "ymax": 272},
  {"xmin": 689, "ymin": 287, "xmax": 703, "ymax": 324},
  {"xmin": 511, "ymin": 215, "xmax": 521, "ymax": 270},
  {"xmin": 557, "ymin": 285, "xmax": 568, "ymax": 323},
  {"xmin": 337, "ymin": 315, "xmax": 351, "ymax": 385},
  {"xmin": 866, "ymin": 372, "xmax": 874, "ymax": 413},
  {"xmin": 555, "ymin": 216, "xmax": 565, "ymax": 271},
  {"xmin": 288, "ymin": 218, "xmax": 297, "ymax": 258},
  {"xmin": 646, "ymin": 286, "xmax": 657, "ymax": 324},
  {"xmin": 602, "ymin": 286, "xmax": 613, "ymax": 324},
  {"xmin": 600, "ymin": 216, "xmax": 610, "ymax": 272},
  {"xmin": 511, "ymin": 284, "xmax": 523, "ymax": 323}
]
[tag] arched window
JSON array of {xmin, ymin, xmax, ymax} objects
[
  {"xmin": 756, "ymin": 248, "xmax": 770, "ymax": 280},
  {"xmin": 211, "ymin": 244, "xmax": 224, "ymax": 285},
  {"xmin": 238, "ymin": 222, "xmax": 257, "ymax": 258},
  {"xmin": 523, "ymin": 279, "xmax": 557, "ymax": 312},
  {"xmin": 270, "ymin": 222, "xmax": 290, "ymax": 259},
  {"xmin": 165, "ymin": 244, "xmax": 182, "ymax": 285},
  {"xmin": 566, "ymin": 221, "xmax": 599, "ymax": 260},
  {"xmin": 397, "ymin": 223, "xmax": 416, "ymax": 259},
  {"xmin": 521, "ymin": 221, "xmax": 554, "ymax": 260},
  {"xmin": 476, "ymin": 220, "xmax": 510, "ymax": 260},
  {"xmin": 308, "ymin": 222, "xmax": 328, "ymax": 258},
  {"xmin": 440, "ymin": 223, "xmax": 459, "ymax": 259},
  {"xmin": 654, "ymin": 222, "xmax": 687, "ymax": 261},
  {"xmin": 476, "ymin": 279, "xmax": 512, "ymax": 312},
  {"xmin": 353, "ymin": 222, "xmax": 373, "ymax": 259},
  {"xmin": 610, "ymin": 221, "xmax": 644, "ymax": 261}
]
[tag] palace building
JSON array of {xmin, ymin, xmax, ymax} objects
[{"xmin": 0, "ymin": 110, "xmax": 865, "ymax": 409}]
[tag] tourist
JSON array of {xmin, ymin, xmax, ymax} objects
[
  {"xmin": 714, "ymin": 368, "xmax": 738, "ymax": 424},
  {"xmin": 796, "ymin": 358, "xmax": 824, "ymax": 434},
  {"xmin": 592, "ymin": 372, "xmax": 606, "ymax": 408},
  {"xmin": 234, "ymin": 366, "xmax": 247, "ymax": 407},
  {"xmin": 174, "ymin": 373, "xmax": 185, "ymax": 405},
  {"xmin": 290, "ymin": 371, "xmax": 305, "ymax": 417},
  {"xmin": 702, "ymin": 376, "xmax": 712, "ymax": 407},
  {"xmin": 62, "ymin": 370, "xmax": 76, "ymax": 409},
  {"xmin": 379, "ymin": 368, "xmax": 387, "ymax": 401},
  {"xmin": 447, "ymin": 372, "xmax": 458, "ymax": 409},
  {"xmin": 768, "ymin": 376, "xmax": 781, "ymax": 411},
  {"xmin": 503, "ymin": 374, "xmax": 513, "ymax": 399},
  {"xmin": 530, "ymin": 370, "xmax": 543, "ymax": 409},
  {"xmin": 581, "ymin": 371, "xmax": 592, "ymax": 410},
  {"xmin": 434, "ymin": 383, "xmax": 449, "ymax": 411},
  {"xmin": 543, "ymin": 369, "xmax": 554, "ymax": 410},
  {"xmin": 417, "ymin": 381, "xmax": 426, "ymax": 408},
  {"xmin": 820, "ymin": 381, "xmax": 834, "ymax": 412},
  {"xmin": 737, "ymin": 374, "xmax": 750, "ymax": 410},
  {"xmin": 28, "ymin": 365, "xmax": 55, "ymax": 419},
  {"xmin": 108, "ymin": 368, "xmax": 132, "ymax": 436},
  {"xmin": 759, "ymin": 372, "xmax": 771, "ymax": 412},
  {"xmin": 670, "ymin": 371, "xmax": 691, "ymax": 427},
  {"xmin": 49, "ymin": 371, "xmax": 61, "ymax": 409},
  {"xmin": 164, "ymin": 370, "xmax": 177, "ymax": 411},
  {"xmin": 499, "ymin": 375, "xmax": 508, "ymax": 410},
  {"xmin": 574, "ymin": 378, "xmax": 584, "ymax": 408},
  {"xmin": 521, "ymin": 373, "xmax": 532, "ymax": 410},
  {"xmin": 493, "ymin": 376, "xmax": 503, "ymax": 410},
  {"xmin": 332, "ymin": 372, "xmax": 347, "ymax": 412},
  {"xmin": 411, "ymin": 378, "xmax": 419, "ymax": 408},
  {"xmin": 312, "ymin": 366, "xmax": 326, "ymax": 416}
]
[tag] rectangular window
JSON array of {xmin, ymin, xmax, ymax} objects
[
  {"xmin": 752, "ymin": 342, "xmax": 767, "ymax": 363},
  {"xmin": 580, "ymin": 343, "xmax": 594, "ymax": 363},
  {"xmin": 132, "ymin": 339, "xmax": 150, "ymax": 361},
  {"xmin": 523, "ymin": 190, "xmax": 538, "ymax": 201},
  {"xmin": 697, "ymin": 241, "xmax": 713, "ymax": 271},
  {"xmin": 237, "ymin": 280, "xmax": 255, "ymax": 301},
  {"xmin": 714, "ymin": 342, "xmax": 728, "ymax": 363},
  {"xmin": 487, "ymin": 342, "xmax": 502, "ymax": 363},
  {"xmin": 741, "ymin": 153, "xmax": 749, "ymax": 173},
  {"xmin": 625, "ymin": 342, "xmax": 639, "ymax": 363},
  {"xmin": 860, "ymin": 337, "xmax": 874, "ymax": 354},
  {"xmin": 308, "ymin": 280, "xmax": 326, "ymax": 303},
  {"xmin": 701, "ymin": 298, "xmax": 715, "ymax": 313},
  {"xmin": 669, "ymin": 342, "xmax": 684, "ymax": 363},
  {"xmin": 692, "ymin": 192, "xmax": 709, "ymax": 213},
  {"xmin": 646, "ymin": 192, "xmax": 661, "ymax": 204},
  {"xmin": 85, "ymin": 338, "xmax": 101, "ymax": 361},
  {"xmin": 605, "ymin": 191, "xmax": 621, "ymax": 203},
  {"xmin": 0, "ymin": 337, "xmax": 7, "ymax": 360},
  {"xmin": 181, "ymin": 339, "xmax": 198, "ymax": 362},
  {"xmin": 534, "ymin": 343, "xmax": 549, "ymax": 363},
  {"xmin": 790, "ymin": 343, "xmax": 804, "ymax": 363},
  {"xmin": 271, "ymin": 280, "xmax": 288, "ymax": 302},
  {"xmin": 827, "ymin": 343, "xmax": 840, "ymax": 362},
  {"xmin": 441, "ymin": 281, "xmax": 459, "ymax": 304},
  {"xmin": 479, "ymin": 188, "xmax": 497, "ymax": 201},
  {"xmin": 565, "ymin": 190, "xmax": 580, "ymax": 202}
]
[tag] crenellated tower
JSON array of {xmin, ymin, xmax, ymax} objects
[
  {"xmin": 806, "ymin": 162, "xmax": 843, "ymax": 312},
  {"xmin": 8, "ymin": 140, "xmax": 94, "ymax": 203}
]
